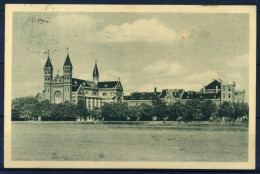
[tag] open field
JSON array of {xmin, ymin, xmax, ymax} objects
[{"xmin": 11, "ymin": 121, "xmax": 248, "ymax": 161}]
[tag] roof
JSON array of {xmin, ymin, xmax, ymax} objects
[
  {"xmin": 93, "ymin": 63, "xmax": 99, "ymax": 78},
  {"xmin": 72, "ymin": 78, "xmax": 98, "ymax": 92},
  {"xmin": 44, "ymin": 57, "xmax": 53, "ymax": 68},
  {"xmin": 205, "ymin": 80, "xmax": 221, "ymax": 89},
  {"xmin": 160, "ymin": 89, "xmax": 184, "ymax": 99},
  {"xmin": 97, "ymin": 81, "xmax": 119, "ymax": 88},
  {"xmin": 182, "ymin": 91, "xmax": 221, "ymax": 100},
  {"xmin": 64, "ymin": 55, "xmax": 72, "ymax": 66},
  {"xmin": 124, "ymin": 92, "xmax": 160, "ymax": 100}
]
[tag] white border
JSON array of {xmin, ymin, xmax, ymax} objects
[{"xmin": 4, "ymin": 4, "xmax": 256, "ymax": 169}]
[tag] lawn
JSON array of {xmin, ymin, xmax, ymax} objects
[{"xmin": 11, "ymin": 121, "xmax": 248, "ymax": 162}]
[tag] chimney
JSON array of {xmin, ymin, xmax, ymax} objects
[
  {"xmin": 154, "ymin": 87, "xmax": 157, "ymax": 93},
  {"xmin": 216, "ymin": 85, "xmax": 218, "ymax": 93}
]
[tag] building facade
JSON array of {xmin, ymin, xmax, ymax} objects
[
  {"xmin": 36, "ymin": 49, "xmax": 124, "ymax": 109},
  {"xmin": 124, "ymin": 79, "xmax": 245, "ymax": 106}
]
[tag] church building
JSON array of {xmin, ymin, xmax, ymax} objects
[{"xmin": 36, "ymin": 49, "xmax": 124, "ymax": 109}]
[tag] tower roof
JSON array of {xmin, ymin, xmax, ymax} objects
[
  {"xmin": 93, "ymin": 59, "xmax": 99, "ymax": 78},
  {"xmin": 44, "ymin": 51, "xmax": 53, "ymax": 68},
  {"xmin": 64, "ymin": 48, "xmax": 72, "ymax": 66}
]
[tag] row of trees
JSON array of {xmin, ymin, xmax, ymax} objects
[{"xmin": 11, "ymin": 96, "xmax": 249, "ymax": 122}]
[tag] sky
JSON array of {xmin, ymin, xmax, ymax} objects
[{"xmin": 12, "ymin": 12, "xmax": 249, "ymax": 102}]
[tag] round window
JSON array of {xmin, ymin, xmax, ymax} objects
[{"xmin": 55, "ymin": 91, "xmax": 61, "ymax": 98}]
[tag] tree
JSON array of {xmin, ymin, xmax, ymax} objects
[
  {"xmin": 218, "ymin": 101, "xmax": 235, "ymax": 119},
  {"xmin": 76, "ymin": 100, "xmax": 89, "ymax": 121},
  {"xmin": 168, "ymin": 101, "xmax": 186, "ymax": 121},
  {"xmin": 139, "ymin": 103, "xmax": 155, "ymax": 121},
  {"xmin": 62, "ymin": 101, "xmax": 78, "ymax": 121},
  {"xmin": 153, "ymin": 100, "xmax": 169, "ymax": 121},
  {"xmin": 113, "ymin": 103, "xmax": 128, "ymax": 121},
  {"xmin": 40, "ymin": 100, "xmax": 53, "ymax": 121},
  {"xmin": 128, "ymin": 106, "xmax": 142, "ymax": 121},
  {"xmin": 201, "ymin": 100, "xmax": 217, "ymax": 121},
  {"xmin": 20, "ymin": 104, "xmax": 34, "ymax": 121},
  {"xmin": 101, "ymin": 103, "xmax": 128, "ymax": 121},
  {"xmin": 11, "ymin": 96, "xmax": 38, "ymax": 121},
  {"xmin": 233, "ymin": 102, "xmax": 249, "ymax": 119},
  {"xmin": 90, "ymin": 107, "xmax": 102, "ymax": 121},
  {"xmin": 185, "ymin": 99, "xmax": 203, "ymax": 121}
]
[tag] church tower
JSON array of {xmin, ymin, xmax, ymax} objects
[
  {"xmin": 93, "ymin": 59, "xmax": 99, "ymax": 84},
  {"xmin": 63, "ymin": 48, "xmax": 73, "ymax": 102},
  {"xmin": 44, "ymin": 50, "xmax": 53, "ymax": 101}
]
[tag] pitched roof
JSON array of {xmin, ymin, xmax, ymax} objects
[
  {"xmin": 72, "ymin": 78, "xmax": 98, "ymax": 92},
  {"xmin": 97, "ymin": 81, "xmax": 118, "ymax": 88},
  {"xmin": 160, "ymin": 89, "xmax": 184, "ymax": 99},
  {"xmin": 64, "ymin": 55, "xmax": 72, "ymax": 66},
  {"xmin": 205, "ymin": 80, "xmax": 221, "ymax": 89},
  {"xmin": 182, "ymin": 91, "xmax": 221, "ymax": 100},
  {"xmin": 124, "ymin": 92, "xmax": 160, "ymax": 100},
  {"xmin": 44, "ymin": 57, "xmax": 53, "ymax": 68}
]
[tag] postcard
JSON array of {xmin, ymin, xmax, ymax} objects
[{"xmin": 4, "ymin": 4, "xmax": 256, "ymax": 169}]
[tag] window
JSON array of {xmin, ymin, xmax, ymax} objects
[
  {"xmin": 103, "ymin": 92, "xmax": 107, "ymax": 96},
  {"xmin": 223, "ymin": 87, "xmax": 225, "ymax": 91},
  {"xmin": 96, "ymin": 101, "xmax": 98, "ymax": 106},
  {"xmin": 223, "ymin": 94, "xmax": 225, "ymax": 98},
  {"xmin": 229, "ymin": 87, "xmax": 231, "ymax": 91},
  {"xmin": 65, "ymin": 87, "xmax": 66, "ymax": 92},
  {"xmin": 229, "ymin": 94, "xmax": 231, "ymax": 98},
  {"xmin": 93, "ymin": 101, "xmax": 95, "ymax": 107}
]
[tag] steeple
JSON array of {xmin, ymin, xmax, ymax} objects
[
  {"xmin": 63, "ymin": 48, "xmax": 73, "ymax": 84},
  {"xmin": 44, "ymin": 50, "xmax": 53, "ymax": 68},
  {"xmin": 93, "ymin": 59, "xmax": 99, "ymax": 84},
  {"xmin": 64, "ymin": 48, "xmax": 72, "ymax": 67}
]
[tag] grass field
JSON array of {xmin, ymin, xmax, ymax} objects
[{"xmin": 11, "ymin": 121, "xmax": 248, "ymax": 162}]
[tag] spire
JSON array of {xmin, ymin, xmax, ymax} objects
[
  {"xmin": 93, "ymin": 59, "xmax": 99, "ymax": 78},
  {"xmin": 44, "ymin": 50, "xmax": 53, "ymax": 68},
  {"xmin": 64, "ymin": 48, "xmax": 72, "ymax": 66}
]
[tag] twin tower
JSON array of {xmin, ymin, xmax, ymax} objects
[{"xmin": 43, "ymin": 49, "xmax": 99, "ymax": 103}]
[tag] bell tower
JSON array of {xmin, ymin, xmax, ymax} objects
[
  {"xmin": 63, "ymin": 48, "xmax": 73, "ymax": 102},
  {"xmin": 43, "ymin": 50, "xmax": 53, "ymax": 101}
]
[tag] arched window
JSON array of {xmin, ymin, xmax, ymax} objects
[{"xmin": 103, "ymin": 92, "xmax": 107, "ymax": 96}]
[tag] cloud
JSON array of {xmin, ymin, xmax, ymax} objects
[
  {"xmin": 185, "ymin": 71, "xmax": 219, "ymax": 85},
  {"xmin": 143, "ymin": 60, "xmax": 183, "ymax": 77},
  {"xmin": 51, "ymin": 14, "xmax": 95, "ymax": 31},
  {"xmin": 229, "ymin": 53, "xmax": 249, "ymax": 69},
  {"xmin": 101, "ymin": 18, "xmax": 177, "ymax": 42}
]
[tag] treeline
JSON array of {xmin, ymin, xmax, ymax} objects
[{"xmin": 11, "ymin": 97, "xmax": 249, "ymax": 122}]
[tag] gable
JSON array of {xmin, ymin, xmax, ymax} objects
[
  {"xmin": 52, "ymin": 74, "xmax": 63, "ymax": 83},
  {"xmin": 116, "ymin": 81, "xmax": 123, "ymax": 90},
  {"xmin": 205, "ymin": 80, "xmax": 221, "ymax": 89}
]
